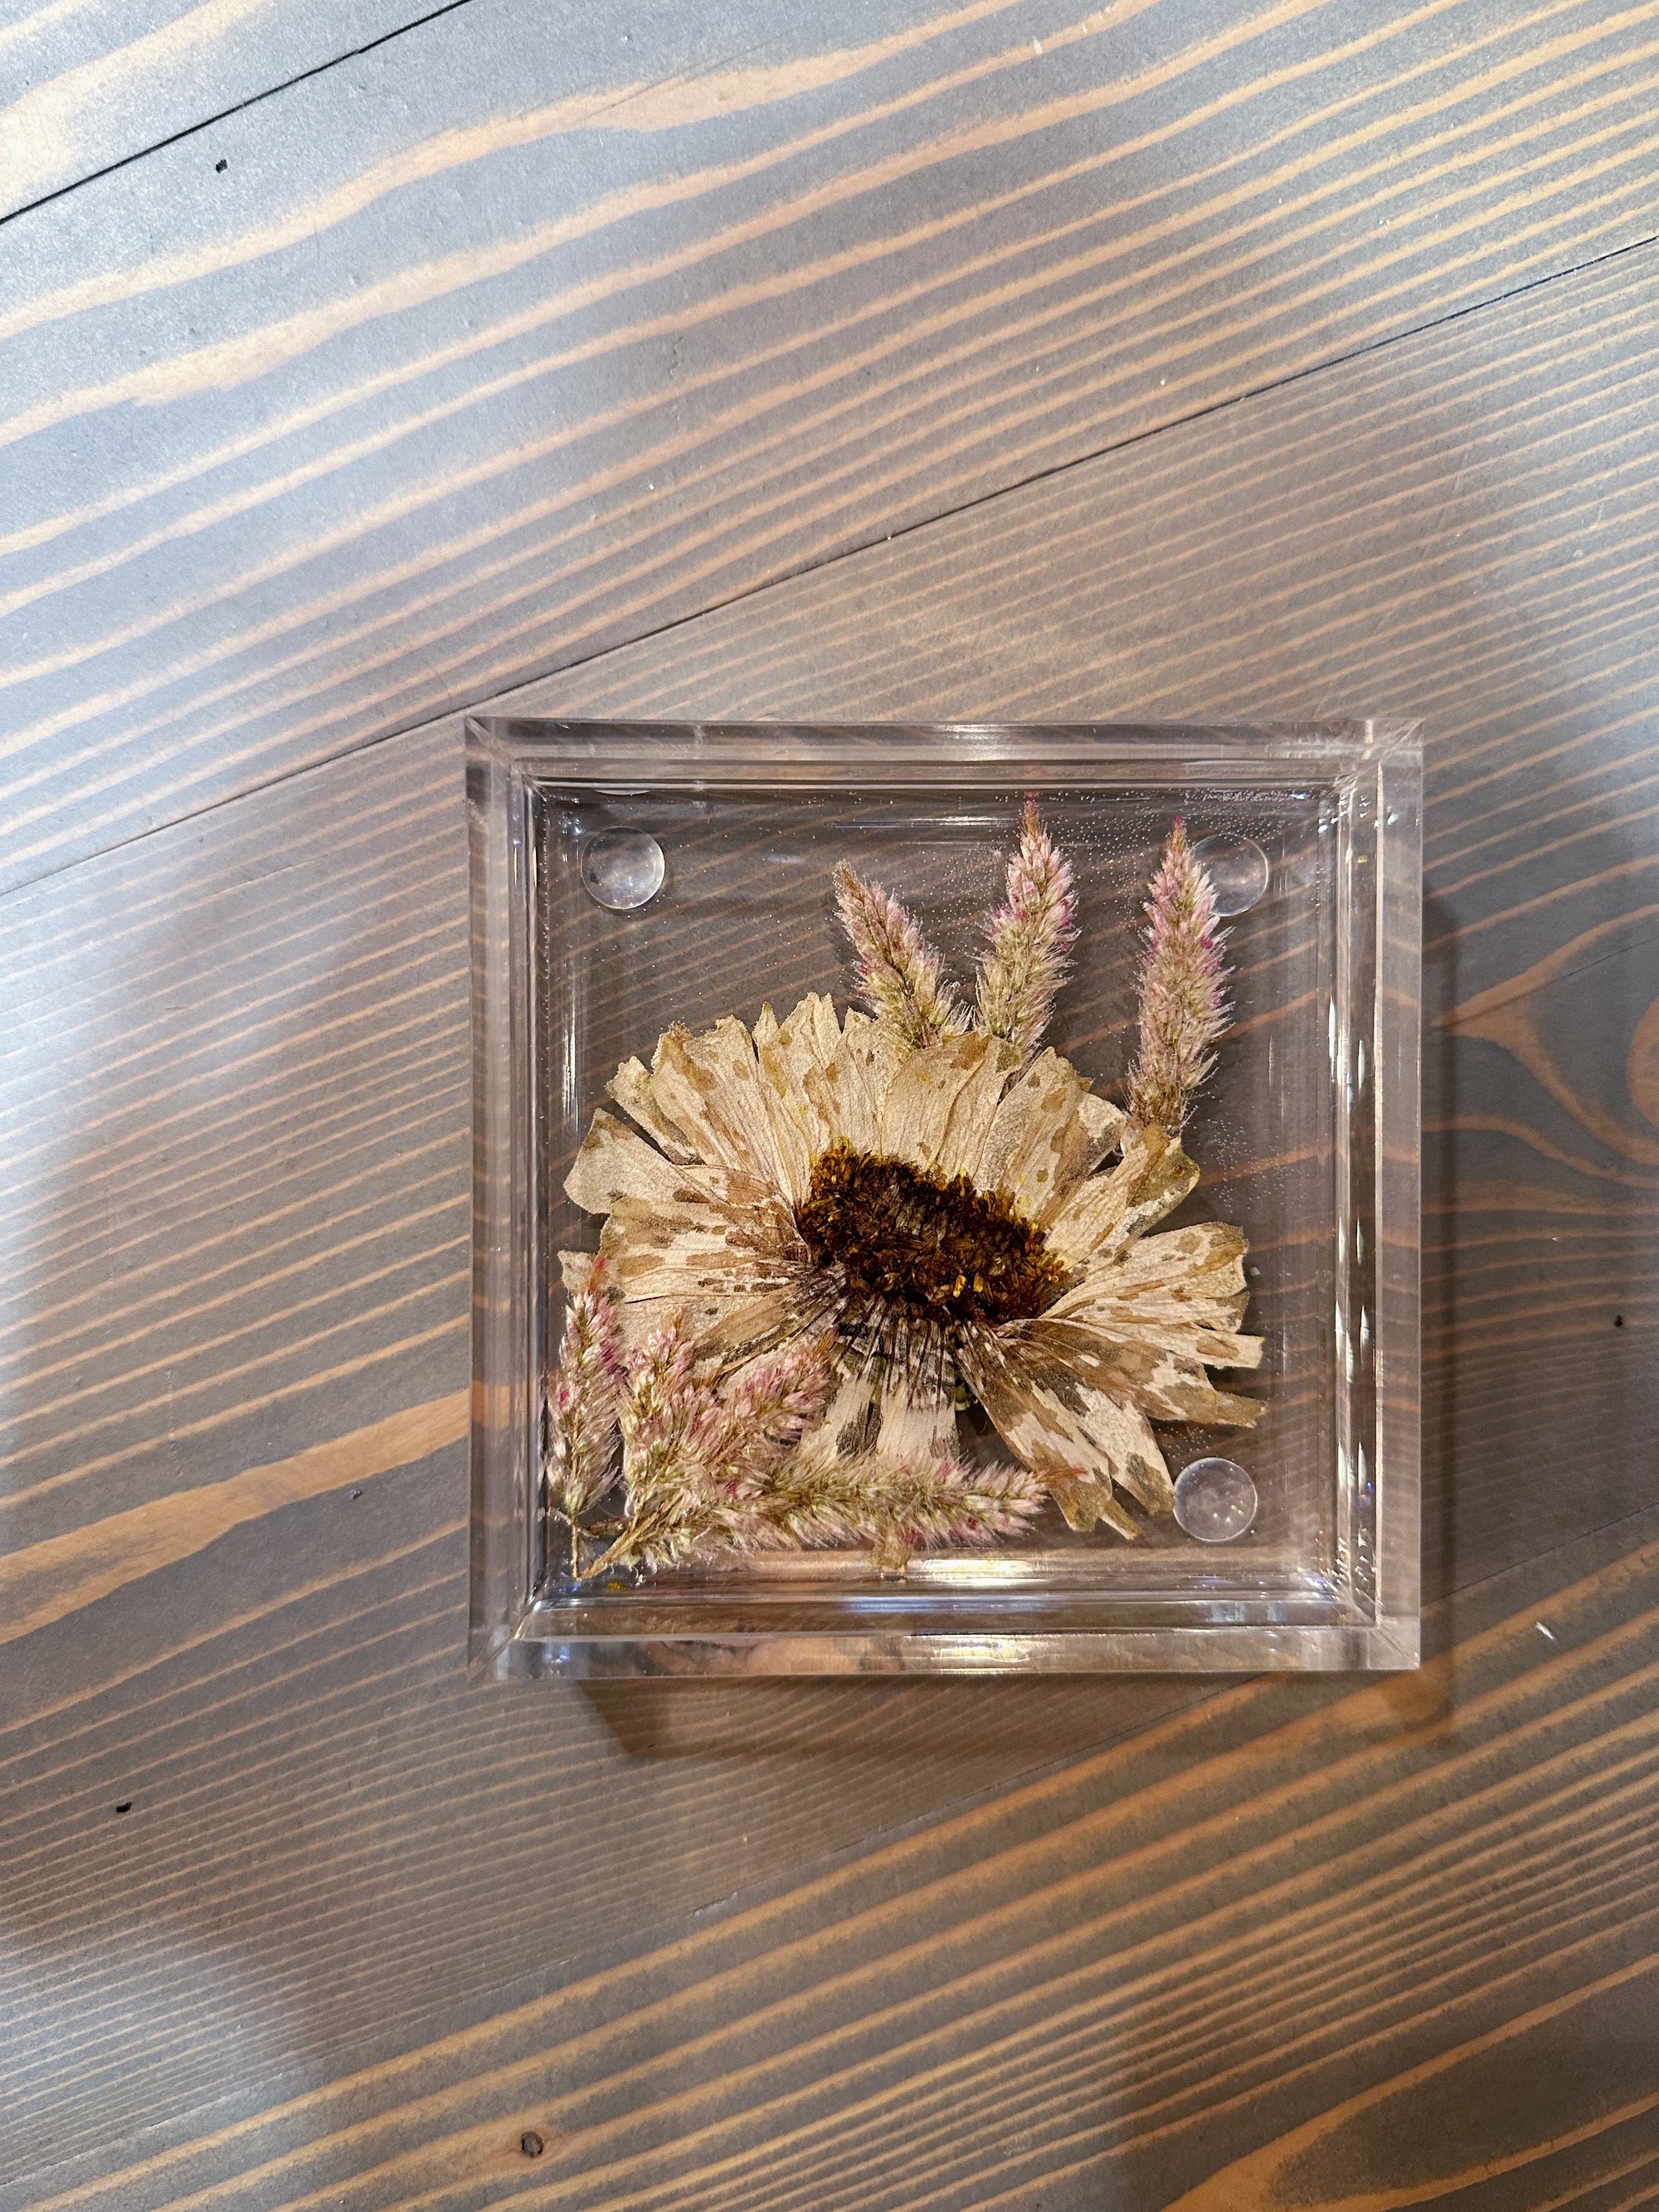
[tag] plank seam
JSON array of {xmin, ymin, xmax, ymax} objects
[
  {"xmin": 0, "ymin": 0, "xmax": 482, "ymax": 231},
  {"xmin": 4, "ymin": 220, "xmax": 1657, "ymax": 909}
]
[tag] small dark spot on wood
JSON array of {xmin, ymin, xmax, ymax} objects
[
  {"xmin": 1613, "ymin": 1314, "xmax": 1623, "ymax": 1326},
  {"xmin": 215, "ymin": 158, "xmax": 227, "ymax": 173},
  {"xmin": 518, "ymin": 2132, "xmax": 545, "ymax": 2159},
  {"xmin": 114, "ymin": 1801, "xmax": 132, "ymax": 1814}
]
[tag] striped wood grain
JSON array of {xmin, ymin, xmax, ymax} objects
[
  {"xmin": 2, "ymin": 237, "xmax": 1656, "ymax": 2187},
  {"xmin": 5, "ymin": 1509, "xmax": 1657, "ymax": 2211},
  {"xmin": 0, "ymin": 0, "xmax": 460, "ymax": 219},
  {"xmin": 3, "ymin": 0, "xmax": 1659, "ymax": 887}
]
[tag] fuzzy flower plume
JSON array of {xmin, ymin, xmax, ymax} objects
[
  {"xmin": 545, "ymin": 1255, "xmax": 623, "ymax": 1524},
  {"xmin": 609, "ymin": 1320, "xmax": 706, "ymax": 1564},
  {"xmin": 756, "ymin": 1451, "xmax": 1047, "ymax": 1574},
  {"xmin": 595, "ymin": 1328, "xmax": 833, "ymax": 1575},
  {"xmin": 834, "ymin": 861, "xmax": 967, "ymax": 1051},
  {"xmin": 975, "ymin": 800, "xmax": 1078, "ymax": 1062},
  {"xmin": 1126, "ymin": 820, "xmax": 1230, "ymax": 1140},
  {"xmin": 593, "ymin": 1328, "xmax": 1041, "ymax": 1577}
]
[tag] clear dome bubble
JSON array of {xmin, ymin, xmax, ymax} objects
[
  {"xmin": 1190, "ymin": 833, "xmax": 1269, "ymax": 916},
  {"xmin": 1173, "ymin": 1456, "xmax": 1258, "ymax": 1543},
  {"xmin": 581, "ymin": 829, "xmax": 666, "ymax": 912}
]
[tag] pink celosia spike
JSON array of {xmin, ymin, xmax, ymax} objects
[
  {"xmin": 833, "ymin": 861, "xmax": 967, "ymax": 1049},
  {"xmin": 594, "ymin": 1329, "xmax": 837, "ymax": 1575},
  {"xmin": 1125, "ymin": 819, "xmax": 1231, "ymax": 1139},
  {"xmin": 716, "ymin": 1339, "xmax": 833, "ymax": 1490},
  {"xmin": 545, "ymin": 1253, "xmax": 624, "ymax": 1524},
  {"xmin": 974, "ymin": 799, "xmax": 1078, "ymax": 1062}
]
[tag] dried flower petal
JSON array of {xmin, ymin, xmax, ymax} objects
[
  {"xmin": 833, "ymin": 861, "xmax": 968, "ymax": 1051},
  {"xmin": 1125, "ymin": 820, "xmax": 1230, "ymax": 1140},
  {"xmin": 975, "ymin": 800, "xmax": 1078, "ymax": 1062}
]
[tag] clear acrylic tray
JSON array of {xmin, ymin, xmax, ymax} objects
[{"xmin": 467, "ymin": 720, "xmax": 1421, "ymax": 1675}]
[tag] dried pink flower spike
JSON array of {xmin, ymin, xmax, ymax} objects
[
  {"xmin": 708, "ymin": 1339, "xmax": 834, "ymax": 1497},
  {"xmin": 833, "ymin": 860, "xmax": 967, "ymax": 1050},
  {"xmin": 596, "ymin": 1328, "xmax": 834, "ymax": 1574},
  {"xmin": 613, "ymin": 1321, "xmax": 706, "ymax": 1540},
  {"xmin": 863, "ymin": 1452, "xmax": 1048, "ymax": 1573},
  {"xmin": 545, "ymin": 1255, "xmax": 624, "ymax": 1539},
  {"xmin": 975, "ymin": 799, "xmax": 1078, "ymax": 1062},
  {"xmin": 1125, "ymin": 819, "xmax": 1230, "ymax": 1140},
  {"xmin": 732, "ymin": 1448, "xmax": 1046, "ymax": 1573}
]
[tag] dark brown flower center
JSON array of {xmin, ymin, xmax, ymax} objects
[{"xmin": 797, "ymin": 1141, "xmax": 1066, "ymax": 1331}]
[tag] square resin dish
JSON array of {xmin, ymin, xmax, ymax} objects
[{"xmin": 467, "ymin": 719, "xmax": 1421, "ymax": 1676}]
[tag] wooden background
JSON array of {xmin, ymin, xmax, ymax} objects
[{"xmin": 2, "ymin": 1, "xmax": 1657, "ymax": 2205}]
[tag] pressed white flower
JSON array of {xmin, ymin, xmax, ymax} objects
[{"xmin": 564, "ymin": 986, "xmax": 1262, "ymax": 1549}]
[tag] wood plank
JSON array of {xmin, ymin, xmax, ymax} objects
[
  {"xmin": 0, "ymin": 730, "xmax": 1216, "ymax": 2171},
  {"xmin": 0, "ymin": 0, "xmax": 461, "ymax": 219},
  {"xmin": 2, "ymin": 239, "xmax": 1656, "ymax": 2187},
  {"xmin": 4, "ymin": 0, "xmax": 1659, "ymax": 887},
  {"xmin": 5, "ymin": 1510, "xmax": 1655, "ymax": 2211}
]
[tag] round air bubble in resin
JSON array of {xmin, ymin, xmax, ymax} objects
[
  {"xmin": 1173, "ymin": 1456, "xmax": 1258, "ymax": 1543},
  {"xmin": 1190, "ymin": 834, "xmax": 1269, "ymax": 916},
  {"xmin": 581, "ymin": 829, "xmax": 666, "ymax": 911}
]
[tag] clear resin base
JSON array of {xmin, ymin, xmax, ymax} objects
[{"xmin": 468, "ymin": 720, "xmax": 1421, "ymax": 1676}]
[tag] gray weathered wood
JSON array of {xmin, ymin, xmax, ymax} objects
[
  {"xmin": 2, "ymin": 234, "xmax": 1656, "ymax": 2200},
  {"xmin": 0, "ymin": 0, "xmax": 460, "ymax": 218},
  {"xmin": 3, "ymin": 0, "xmax": 1659, "ymax": 888},
  {"xmin": 5, "ymin": 1515, "xmax": 1656, "ymax": 2211}
]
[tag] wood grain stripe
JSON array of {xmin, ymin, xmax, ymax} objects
[
  {"xmin": 4, "ymin": 0, "xmax": 1657, "ymax": 884},
  {"xmin": 0, "ymin": 0, "xmax": 462, "ymax": 220},
  {"xmin": 1166, "ymin": 1982, "xmax": 1659, "ymax": 2208},
  {"xmin": 6, "ymin": 1519, "xmax": 1655, "ymax": 2210},
  {"xmin": 0, "ymin": 1393, "xmax": 466, "ymax": 1642}
]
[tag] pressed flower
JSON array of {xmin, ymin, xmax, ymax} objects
[
  {"xmin": 975, "ymin": 798, "xmax": 1078, "ymax": 1063},
  {"xmin": 833, "ymin": 860, "xmax": 967, "ymax": 1050},
  {"xmin": 1126, "ymin": 819, "xmax": 1230, "ymax": 1140},
  {"xmin": 754, "ymin": 1448, "xmax": 1046, "ymax": 1573},
  {"xmin": 589, "ymin": 1325, "xmax": 834, "ymax": 1576},
  {"xmin": 543, "ymin": 1252, "xmax": 624, "ymax": 1566},
  {"xmin": 559, "ymin": 807, "xmax": 1261, "ymax": 1571}
]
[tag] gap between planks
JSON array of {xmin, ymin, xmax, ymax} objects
[{"xmin": 5, "ymin": 217, "xmax": 1656, "ymax": 909}]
